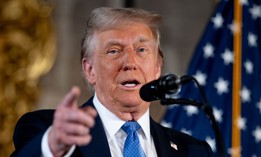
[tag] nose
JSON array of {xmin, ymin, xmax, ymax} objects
[{"xmin": 122, "ymin": 50, "xmax": 137, "ymax": 71}]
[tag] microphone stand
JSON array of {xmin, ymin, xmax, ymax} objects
[
  {"xmin": 160, "ymin": 76, "xmax": 225, "ymax": 157},
  {"xmin": 161, "ymin": 98, "xmax": 225, "ymax": 157}
]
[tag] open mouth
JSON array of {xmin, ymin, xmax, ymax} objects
[{"xmin": 121, "ymin": 80, "xmax": 141, "ymax": 87}]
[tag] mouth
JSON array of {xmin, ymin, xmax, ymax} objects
[{"xmin": 121, "ymin": 80, "xmax": 141, "ymax": 88}]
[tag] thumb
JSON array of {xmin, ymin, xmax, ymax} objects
[{"xmin": 59, "ymin": 86, "xmax": 81, "ymax": 108}]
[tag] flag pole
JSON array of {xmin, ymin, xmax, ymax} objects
[{"xmin": 232, "ymin": 0, "xmax": 242, "ymax": 156}]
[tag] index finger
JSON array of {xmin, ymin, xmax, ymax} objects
[{"xmin": 60, "ymin": 86, "xmax": 81, "ymax": 108}]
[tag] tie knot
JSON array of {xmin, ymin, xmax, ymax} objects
[{"xmin": 121, "ymin": 121, "xmax": 141, "ymax": 134}]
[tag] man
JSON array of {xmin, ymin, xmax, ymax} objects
[{"xmin": 12, "ymin": 7, "xmax": 213, "ymax": 157}]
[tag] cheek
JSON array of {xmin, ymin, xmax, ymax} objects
[
  {"xmin": 155, "ymin": 63, "xmax": 162, "ymax": 78},
  {"xmin": 94, "ymin": 61, "xmax": 119, "ymax": 84},
  {"xmin": 141, "ymin": 61, "xmax": 161, "ymax": 79}
]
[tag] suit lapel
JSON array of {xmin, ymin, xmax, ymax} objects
[
  {"xmin": 78, "ymin": 98, "xmax": 112, "ymax": 157},
  {"xmin": 78, "ymin": 99, "xmax": 185, "ymax": 157},
  {"xmin": 150, "ymin": 118, "xmax": 183, "ymax": 157}
]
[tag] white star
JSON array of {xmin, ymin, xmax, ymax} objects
[
  {"xmin": 161, "ymin": 120, "xmax": 172, "ymax": 128},
  {"xmin": 184, "ymin": 106, "xmax": 199, "ymax": 116},
  {"xmin": 241, "ymin": 86, "xmax": 251, "ymax": 103},
  {"xmin": 221, "ymin": 49, "xmax": 234, "ymax": 65},
  {"xmin": 252, "ymin": 126, "xmax": 261, "ymax": 143},
  {"xmin": 256, "ymin": 98, "xmax": 261, "ymax": 114},
  {"xmin": 240, "ymin": 0, "xmax": 248, "ymax": 5},
  {"xmin": 228, "ymin": 21, "xmax": 241, "ymax": 34},
  {"xmin": 203, "ymin": 43, "xmax": 215, "ymax": 58},
  {"xmin": 228, "ymin": 21, "xmax": 235, "ymax": 34},
  {"xmin": 249, "ymin": 5, "xmax": 261, "ymax": 19},
  {"xmin": 214, "ymin": 77, "xmax": 229, "ymax": 95},
  {"xmin": 213, "ymin": 107, "xmax": 223, "ymax": 123},
  {"xmin": 238, "ymin": 117, "xmax": 247, "ymax": 131},
  {"xmin": 181, "ymin": 128, "xmax": 192, "ymax": 136},
  {"xmin": 212, "ymin": 13, "xmax": 224, "ymax": 29},
  {"xmin": 228, "ymin": 147, "xmax": 241, "ymax": 156},
  {"xmin": 194, "ymin": 71, "xmax": 207, "ymax": 86},
  {"xmin": 244, "ymin": 60, "xmax": 254, "ymax": 74},
  {"xmin": 248, "ymin": 32, "xmax": 258, "ymax": 47},
  {"xmin": 206, "ymin": 137, "xmax": 216, "ymax": 152}
]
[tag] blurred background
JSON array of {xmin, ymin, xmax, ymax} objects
[{"xmin": 0, "ymin": 0, "xmax": 217, "ymax": 156}]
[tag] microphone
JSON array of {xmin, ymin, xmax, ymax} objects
[
  {"xmin": 142, "ymin": 75, "xmax": 226, "ymax": 157},
  {"xmin": 139, "ymin": 74, "xmax": 192, "ymax": 102}
]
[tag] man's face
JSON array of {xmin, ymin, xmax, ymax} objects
[{"xmin": 82, "ymin": 23, "xmax": 162, "ymax": 121}]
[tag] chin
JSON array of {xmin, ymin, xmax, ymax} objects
[
  {"xmin": 119, "ymin": 94, "xmax": 143, "ymax": 106},
  {"xmin": 114, "ymin": 90, "xmax": 148, "ymax": 106},
  {"xmin": 124, "ymin": 99, "xmax": 142, "ymax": 107}
]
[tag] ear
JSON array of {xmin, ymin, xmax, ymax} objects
[
  {"xmin": 155, "ymin": 57, "xmax": 163, "ymax": 79},
  {"xmin": 82, "ymin": 58, "xmax": 95, "ymax": 84}
]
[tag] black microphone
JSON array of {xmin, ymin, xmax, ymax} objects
[
  {"xmin": 143, "ymin": 75, "xmax": 226, "ymax": 157},
  {"xmin": 139, "ymin": 74, "xmax": 192, "ymax": 102}
]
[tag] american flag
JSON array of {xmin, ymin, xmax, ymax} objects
[{"xmin": 161, "ymin": 0, "xmax": 261, "ymax": 156}]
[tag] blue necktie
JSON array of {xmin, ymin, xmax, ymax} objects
[{"xmin": 121, "ymin": 121, "xmax": 146, "ymax": 157}]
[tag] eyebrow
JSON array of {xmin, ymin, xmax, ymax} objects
[
  {"xmin": 104, "ymin": 40, "xmax": 122, "ymax": 48},
  {"xmin": 103, "ymin": 36, "xmax": 152, "ymax": 48}
]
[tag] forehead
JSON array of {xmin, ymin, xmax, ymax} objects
[{"xmin": 95, "ymin": 22, "xmax": 155, "ymax": 45}]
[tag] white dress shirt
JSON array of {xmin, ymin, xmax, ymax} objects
[
  {"xmin": 93, "ymin": 94, "xmax": 157, "ymax": 157},
  {"xmin": 41, "ymin": 94, "xmax": 157, "ymax": 157}
]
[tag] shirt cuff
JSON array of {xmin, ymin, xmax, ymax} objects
[{"xmin": 41, "ymin": 126, "xmax": 76, "ymax": 157}]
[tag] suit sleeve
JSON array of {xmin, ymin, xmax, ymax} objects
[{"xmin": 11, "ymin": 110, "xmax": 54, "ymax": 157}]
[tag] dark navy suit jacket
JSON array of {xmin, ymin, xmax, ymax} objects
[{"xmin": 11, "ymin": 97, "xmax": 213, "ymax": 157}]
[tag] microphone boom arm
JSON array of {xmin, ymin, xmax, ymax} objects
[
  {"xmin": 161, "ymin": 98, "xmax": 225, "ymax": 157},
  {"xmin": 139, "ymin": 74, "xmax": 226, "ymax": 157}
]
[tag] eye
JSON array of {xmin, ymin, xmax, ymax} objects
[
  {"xmin": 107, "ymin": 49, "xmax": 121, "ymax": 55},
  {"xmin": 136, "ymin": 47, "xmax": 148, "ymax": 53}
]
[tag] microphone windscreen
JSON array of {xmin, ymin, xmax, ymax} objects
[{"xmin": 139, "ymin": 79, "xmax": 163, "ymax": 102}]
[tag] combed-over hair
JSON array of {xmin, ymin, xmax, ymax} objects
[{"xmin": 80, "ymin": 7, "xmax": 163, "ymax": 61}]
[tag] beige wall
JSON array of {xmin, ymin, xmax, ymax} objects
[{"xmin": 37, "ymin": 0, "xmax": 216, "ymax": 122}]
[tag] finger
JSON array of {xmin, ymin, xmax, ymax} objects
[
  {"xmin": 59, "ymin": 86, "xmax": 81, "ymax": 108},
  {"xmin": 50, "ymin": 127, "xmax": 92, "ymax": 148},
  {"xmin": 59, "ymin": 122, "xmax": 90, "ymax": 136},
  {"xmin": 51, "ymin": 113, "xmax": 92, "ymax": 147},
  {"xmin": 61, "ymin": 133, "xmax": 92, "ymax": 146},
  {"xmin": 64, "ymin": 109, "xmax": 96, "ymax": 128},
  {"xmin": 82, "ymin": 106, "xmax": 97, "ymax": 118}
]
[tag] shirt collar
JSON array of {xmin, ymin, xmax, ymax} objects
[{"xmin": 93, "ymin": 94, "xmax": 151, "ymax": 142}]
